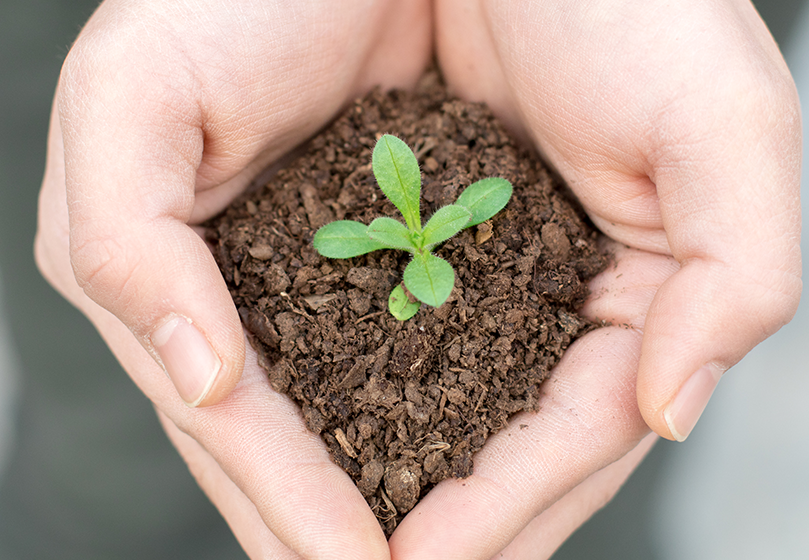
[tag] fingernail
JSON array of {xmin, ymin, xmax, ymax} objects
[
  {"xmin": 664, "ymin": 364, "xmax": 724, "ymax": 442},
  {"xmin": 151, "ymin": 316, "xmax": 221, "ymax": 407}
]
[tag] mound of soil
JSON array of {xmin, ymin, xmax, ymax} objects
[{"xmin": 206, "ymin": 72, "xmax": 607, "ymax": 534}]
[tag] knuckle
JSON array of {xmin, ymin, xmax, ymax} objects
[
  {"xmin": 720, "ymin": 257, "xmax": 803, "ymax": 347},
  {"xmin": 69, "ymin": 233, "xmax": 143, "ymax": 312},
  {"xmin": 754, "ymin": 271, "xmax": 802, "ymax": 337}
]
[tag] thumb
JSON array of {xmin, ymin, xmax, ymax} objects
[
  {"xmin": 637, "ymin": 78, "xmax": 802, "ymax": 441},
  {"xmin": 58, "ymin": 50, "xmax": 243, "ymax": 407}
]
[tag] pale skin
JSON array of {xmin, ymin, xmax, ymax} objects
[{"xmin": 34, "ymin": 0, "xmax": 801, "ymax": 558}]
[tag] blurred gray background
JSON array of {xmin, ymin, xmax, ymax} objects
[{"xmin": 0, "ymin": 1, "xmax": 806, "ymax": 558}]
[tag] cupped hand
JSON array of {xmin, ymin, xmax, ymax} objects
[
  {"xmin": 384, "ymin": 0, "xmax": 800, "ymax": 558},
  {"xmin": 437, "ymin": 0, "xmax": 801, "ymax": 441},
  {"xmin": 48, "ymin": 0, "xmax": 432, "ymax": 408},
  {"xmin": 36, "ymin": 0, "xmax": 432, "ymax": 558}
]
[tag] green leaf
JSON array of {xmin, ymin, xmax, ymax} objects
[
  {"xmin": 313, "ymin": 220, "xmax": 385, "ymax": 258},
  {"xmin": 403, "ymin": 253, "xmax": 455, "ymax": 307},
  {"xmin": 372, "ymin": 135, "xmax": 422, "ymax": 232},
  {"xmin": 421, "ymin": 204, "xmax": 472, "ymax": 250},
  {"xmin": 367, "ymin": 217, "xmax": 416, "ymax": 252},
  {"xmin": 455, "ymin": 177, "xmax": 513, "ymax": 227},
  {"xmin": 388, "ymin": 284, "xmax": 421, "ymax": 321}
]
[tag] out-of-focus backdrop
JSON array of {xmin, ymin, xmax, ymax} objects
[{"xmin": 0, "ymin": 1, "xmax": 806, "ymax": 558}]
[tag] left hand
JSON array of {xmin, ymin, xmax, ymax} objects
[{"xmin": 388, "ymin": 0, "xmax": 801, "ymax": 558}]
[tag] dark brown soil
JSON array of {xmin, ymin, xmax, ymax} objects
[{"xmin": 206, "ymin": 72, "xmax": 607, "ymax": 535}]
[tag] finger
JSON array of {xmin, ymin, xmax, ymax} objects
[
  {"xmin": 637, "ymin": 84, "xmax": 802, "ymax": 442},
  {"xmin": 580, "ymin": 240, "xmax": 681, "ymax": 330},
  {"xmin": 58, "ymin": 22, "xmax": 244, "ymax": 407},
  {"xmin": 150, "ymin": 339, "xmax": 392, "ymax": 560},
  {"xmin": 629, "ymin": 3, "xmax": 802, "ymax": 441},
  {"xmin": 158, "ymin": 410, "xmax": 305, "ymax": 560},
  {"xmin": 492, "ymin": 433, "xmax": 657, "ymax": 560}
]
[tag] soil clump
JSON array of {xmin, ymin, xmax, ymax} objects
[{"xmin": 206, "ymin": 73, "xmax": 607, "ymax": 534}]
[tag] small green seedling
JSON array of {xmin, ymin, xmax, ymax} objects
[{"xmin": 313, "ymin": 134, "xmax": 512, "ymax": 320}]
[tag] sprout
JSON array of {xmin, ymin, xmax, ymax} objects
[{"xmin": 313, "ymin": 134, "xmax": 512, "ymax": 320}]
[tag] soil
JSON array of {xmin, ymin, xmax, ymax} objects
[{"xmin": 205, "ymin": 72, "xmax": 607, "ymax": 535}]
